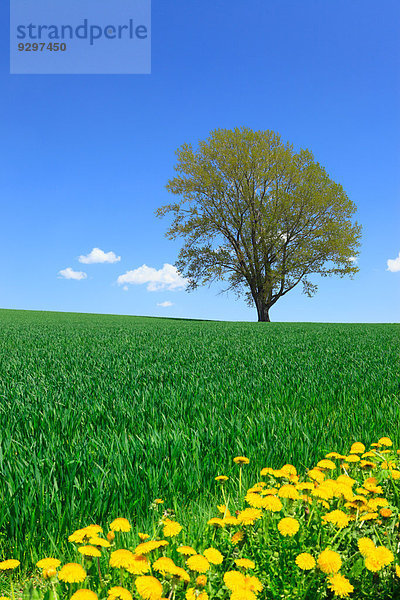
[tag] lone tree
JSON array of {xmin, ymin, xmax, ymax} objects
[{"xmin": 156, "ymin": 127, "xmax": 362, "ymax": 322}]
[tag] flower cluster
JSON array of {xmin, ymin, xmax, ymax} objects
[{"xmin": 2, "ymin": 437, "xmax": 400, "ymax": 600}]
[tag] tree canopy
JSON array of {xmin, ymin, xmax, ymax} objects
[{"xmin": 156, "ymin": 127, "xmax": 362, "ymax": 321}]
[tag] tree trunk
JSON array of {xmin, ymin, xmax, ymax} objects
[{"xmin": 255, "ymin": 297, "xmax": 271, "ymax": 322}]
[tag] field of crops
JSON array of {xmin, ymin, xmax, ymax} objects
[{"xmin": 0, "ymin": 309, "xmax": 399, "ymax": 567}]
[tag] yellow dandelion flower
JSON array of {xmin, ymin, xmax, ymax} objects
[
  {"xmin": 138, "ymin": 533, "xmax": 150, "ymax": 541},
  {"xmin": 135, "ymin": 576, "xmax": 163, "ymax": 600},
  {"xmin": 308, "ymin": 469, "xmax": 325, "ymax": 483},
  {"xmin": 378, "ymin": 437, "xmax": 393, "ymax": 447},
  {"xmin": 296, "ymin": 482, "xmax": 314, "ymax": 491},
  {"xmin": 230, "ymin": 591, "xmax": 256, "ymax": 600},
  {"xmin": 281, "ymin": 464, "xmax": 297, "ymax": 476},
  {"xmin": 327, "ymin": 574, "xmax": 354, "ymax": 598},
  {"xmin": 231, "ymin": 531, "xmax": 244, "ymax": 545},
  {"xmin": 162, "ymin": 519, "xmax": 182, "ymax": 537},
  {"xmin": 234, "ymin": 456, "xmax": 250, "ymax": 465},
  {"xmin": 58, "ymin": 563, "xmax": 87, "ymax": 583},
  {"xmin": 350, "ymin": 442, "xmax": 365, "ymax": 454},
  {"xmin": 110, "ymin": 549, "xmax": 136, "ymax": 569},
  {"xmin": 359, "ymin": 512, "xmax": 379, "ymax": 521},
  {"xmin": 185, "ymin": 589, "xmax": 208, "ymax": 600},
  {"xmin": 390, "ymin": 469, "xmax": 400, "ymax": 480},
  {"xmin": 396, "ymin": 565, "xmax": 400, "ymax": 578},
  {"xmin": 317, "ymin": 550, "xmax": 342, "ymax": 574},
  {"xmin": 368, "ymin": 497, "xmax": 389, "ymax": 510},
  {"xmin": 237, "ymin": 508, "xmax": 262, "ymax": 525},
  {"xmin": 317, "ymin": 460, "xmax": 336, "ymax": 470},
  {"xmin": 196, "ymin": 575, "xmax": 207, "ymax": 586},
  {"xmin": 110, "ymin": 518, "xmax": 131, "ymax": 532},
  {"xmin": 223, "ymin": 571, "xmax": 246, "ymax": 591},
  {"xmin": 295, "ymin": 553, "xmax": 315, "ymax": 570},
  {"xmin": 125, "ymin": 555, "xmax": 150, "ymax": 575},
  {"xmin": 68, "ymin": 528, "xmax": 94, "ymax": 544},
  {"xmin": 78, "ymin": 545, "xmax": 101, "ymax": 558},
  {"xmin": 186, "ymin": 555, "xmax": 210, "ymax": 573},
  {"xmin": 215, "ymin": 475, "xmax": 228, "ymax": 482},
  {"xmin": 345, "ymin": 455, "xmax": 360, "ymax": 463},
  {"xmin": 325, "ymin": 452, "xmax": 342, "ymax": 459},
  {"xmin": 360, "ymin": 460, "xmax": 376, "ymax": 469},
  {"xmin": 224, "ymin": 516, "xmax": 239, "ymax": 525},
  {"xmin": 357, "ymin": 538, "xmax": 375, "ymax": 557},
  {"xmin": 374, "ymin": 546, "xmax": 394, "ymax": 566},
  {"xmin": 277, "ymin": 485, "xmax": 299, "ymax": 500},
  {"xmin": 153, "ymin": 557, "xmax": 177, "ymax": 575},
  {"xmin": 277, "ymin": 517, "xmax": 300, "ymax": 537},
  {"xmin": 42, "ymin": 568, "xmax": 57, "ymax": 579},
  {"xmin": 380, "ymin": 508, "xmax": 392, "ymax": 517},
  {"xmin": 108, "ymin": 587, "xmax": 133, "ymax": 600},
  {"xmin": 262, "ymin": 495, "xmax": 283, "ymax": 512},
  {"xmin": 217, "ymin": 504, "xmax": 230, "ymax": 515},
  {"xmin": 235, "ymin": 559, "xmax": 255, "ymax": 570},
  {"xmin": 260, "ymin": 487, "xmax": 279, "ymax": 495},
  {"xmin": 322, "ymin": 510, "xmax": 350, "ymax": 529},
  {"xmin": 36, "ymin": 558, "xmax": 61, "ymax": 570},
  {"xmin": 0, "ymin": 559, "xmax": 20, "ymax": 572},
  {"xmin": 0, "ymin": 597, "xmax": 11, "ymax": 600},
  {"xmin": 364, "ymin": 551, "xmax": 385, "ymax": 572},
  {"xmin": 203, "ymin": 548, "xmax": 223, "ymax": 565},
  {"xmin": 107, "ymin": 531, "xmax": 115, "ymax": 542},
  {"xmin": 89, "ymin": 536, "xmax": 110, "ymax": 548},
  {"xmin": 260, "ymin": 467, "xmax": 275, "ymax": 476},
  {"xmin": 177, "ymin": 545, "xmax": 197, "ymax": 555},
  {"xmin": 245, "ymin": 493, "xmax": 267, "ymax": 508},
  {"xmin": 173, "ymin": 567, "xmax": 190, "ymax": 582},
  {"xmin": 134, "ymin": 541, "xmax": 168, "ymax": 555},
  {"xmin": 207, "ymin": 518, "xmax": 225, "ymax": 528},
  {"xmin": 154, "ymin": 499, "xmax": 164, "ymax": 504},
  {"xmin": 71, "ymin": 591, "xmax": 98, "ymax": 600}
]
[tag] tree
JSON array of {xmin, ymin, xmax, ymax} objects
[{"xmin": 156, "ymin": 127, "xmax": 362, "ymax": 322}]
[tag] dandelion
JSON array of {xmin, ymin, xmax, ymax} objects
[
  {"xmin": 154, "ymin": 499, "xmax": 164, "ymax": 504},
  {"xmin": 58, "ymin": 563, "xmax": 87, "ymax": 583},
  {"xmin": 295, "ymin": 553, "xmax": 316, "ymax": 570},
  {"xmin": 350, "ymin": 443, "xmax": 365, "ymax": 454},
  {"xmin": 207, "ymin": 518, "xmax": 225, "ymax": 528},
  {"xmin": 357, "ymin": 538, "xmax": 375, "ymax": 557},
  {"xmin": 153, "ymin": 557, "xmax": 177, "ymax": 575},
  {"xmin": 262, "ymin": 495, "xmax": 283, "ymax": 512},
  {"xmin": 71, "ymin": 591, "xmax": 98, "ymax": 600},
  {"xmin": 345, "ymin": 455, "xmax": 360, "ymax": 463},
  {"xmin": 0, "ymin": 560, "xmax": 20, "ymax": 572},
  {"xmin": 36, "ymin": 558, "xmax": 61, "ymax": 570},
  {"xmin": 203, "ymin": 548, "xmax": 223, "ymax": 565},
  {"xmin": 380, "ymin": 508, "xmax": 392, "ymax": 517},
  {"xmin": 43, "ymin": 568, "xmax": 57, "ymax": 579},
  {"xmin": 135, "ymin": 576, "xmax": 163, "ymax": 600},
  {"xmin": 237, "ymin": 508, "xmax": 262, "ymax": 525},
  {"xmin": 177, "ymin": 546, "xmax": 197, "ymax": 556},
  {"xmin": 224, "ymin": 516, "xmax": 239, "ymax": 525},
  {"xmin": 327, "ymin": 574, "xmax": 354, "ymax": 598},
  {"xmin": 186, "ymin": 589, "xmax": 208, "ymax": 600},
  {"xmin": 317, "ymin": 550, "xmax": 342, "ymax": 574},
  {"xmin": 359, "ymin": 512, "xmax": 378, "ymax": 521},
  {"xmin": 78, "ymin": 545, "xmax": 101, "ymax": 558},
  {"xmin": 196, "ymin": 575, "xmax": 207, "ymax": 586},
  {"xmin": 231, "ymin": 531, "xmax": 244, "ymax": 545},
  {"xmin": 173, "ymin": 567, "xmax": 190, "ymax": 582},
  {"xmin": 134, "ymin": 541, "xmax": 169, "ymax": 555},
  {"xmin": 186, "ymin": 555, "xmax": 210, "ymax": 573},
  {"xmin": 277, "ymin": 485, "xmax": 299, "ymax": 500},
  {"xmin": 138, "ymin": 533, "xmax": 150, "ymax": 541},
  {"xmin": 234, "ymin": 456, "xmax": 250, "ymax": 464},
  {"xmin": 374, "ymin": 546, "xmax": 394, "ymax": 567},
  {"xmin": 378, "ymin": 437, "xmax": 393, "ymax": 447},
  {"xmin": 277, "ymin": 517, "xmax": 300, "ymax": 537},
  {"xmin": 110, "ymin": 518, "xmax": 131, "ymax": 532},
  {"xmin": 235, "ymin": 559, "xmax": 255, "ymax": 570},
  {"xmin": 396, "ymin": 565, "xmax": 400, "ymax": 578},
  {"xmin": 108, "ymin": 588, "xmax": 133, "ymax": 600},
  {"xmin": 317, "ymin": 460, "xmax": 336, "ymax": 470},
  {"xmin": 162, "ymin": 519, "xmax": 182, "ymax": 537},
  {"xmin": 107, "ymin": 531, "xmax": 115, "ymax": 542},
  {"xmin": 215, "ymin": 475, "xmax": 228, "ymax": 482},
  {"xmin": 307, "ymin": 469, "xmax": 325, "ymax": 483},
  {"xmin": 126, "ymin": 555, "xmax": 151, "ymax": 575},
  {"xmin": 110, "ymin": 549, "xmax": 136, "ymax": 569},
  {"xmin": 322, "ymin": 510, "xmax": 350, "ymax": 529}
]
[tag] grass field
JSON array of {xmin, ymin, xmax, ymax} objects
[{"xmin": 0, "ymin": 309, "xmax": 399, "ymax": 568}]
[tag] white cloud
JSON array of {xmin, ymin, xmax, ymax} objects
[
  {"xmin": 387, "ymin": 252, "xmax": 400, "ymax": 272},
  {"xmin": 123, "ymin": 286, "xmax": 129, "ymax": 292},
  {"xmin": 79, "ymin": 247, "xmax": 121, "ymax": 264},
  {"xmin": 157, "ymin": 301, "xmax": 174, "ymax": 307},
  {"xmin": 58, "ymin": 267, "xmax": 87, "ymax": 280},
  {"xmin": 117, "ymin": 263, "xmax": 187, "ymax": 291}
]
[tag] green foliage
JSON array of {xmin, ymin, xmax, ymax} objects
[
  {"xmin": 157, "ymin": 127, "xmax": 362, "ymax": 320},
  {"xmin": 0, "ymin": 309, "xmax": 399, "ymax": 570}
]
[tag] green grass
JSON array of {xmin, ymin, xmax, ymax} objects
[{"xmin": 0, "ymin": 309, "xmax": 399, "ymax": 568}]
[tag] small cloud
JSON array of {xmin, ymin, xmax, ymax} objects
[
  {"xmin": 79, "ymin": 247, "xmax": 121, "ymax": 264},
  {"xmin": 387, "ymin": 252, "xmax": 400, "ymax": 272},
  {"xmin": 117, "ymin": 263, "xmax": 187, "ymax": 291},
  {"xmin": 157, "ymin": 301, "xmax": 174, "ymax": 307},
  {"xmin": 123, "ymin": 286, "xmax": 129, "ymax": 291},
  {"xmin": 58, "ymin": 267, "xmax": 87, "ymax": 280}
]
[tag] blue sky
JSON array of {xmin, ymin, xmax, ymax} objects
[{"xmin": 1, "ymin": 0, "xmax": 399, "ymax": 322}]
